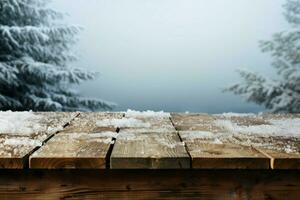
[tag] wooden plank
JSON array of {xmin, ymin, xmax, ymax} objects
[
  {"xmin": 0, "ymin": 112, "xmax": 78, "ymax": 140},
  {"xmin": 61, "ymin": 112, "xmax": 124, "ymax": 133},
  {"xmin": 180, "ymin": 132, "xmax": 269, "ymax": 169},
  {"xmin": 257, "ymin": 115, "xmax": 300, "ymax": 169},
  {"xmin": 0, "ymin": 135, "xmax": 41, "ymax": 169},
  {"xmin": 0, "ymin": 112, "xmax": 77, "ymax": 169},
  {"xmin": 96, "ymin": 113, "xmax": 176, "ymax": 133},
  {"xmin": 121, "ymin": 117, "xmax": 176, "ymax": 132},
  {"xmin": 0, "ymin": 170, "xmax": 299, "ymax": 199},
  {"xmin": 262, "ymin": 148, "xmax": 300, "ymax": 170},
  {"xmin": 30, "ymin": 132, "xmax": 116, "ymax": 169},
  {"xmin": 171, "ymin": 113, "xmax": 216, "ymax": 131},
  {"xmin": 175, "ymin": 113, "xmax": 300, "ymax": 169},
  {"xmin": 216, "ymin": 114, "xmax": 300, "ymax": 169},
  {"xmin": 174, "ymin": 113, "xmax": 270, "ymax": 169},
  {"xmin": 110, "ymin": 131, "xmax": 190, "ymax": 169},
  {"xmin": 235, "ymin": 135, "xmax": 300, "ymax": 169}
]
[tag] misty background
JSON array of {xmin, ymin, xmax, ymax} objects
[{"xmin": 51, "ymin": 0, "xmax": 288, "ymax": 113}]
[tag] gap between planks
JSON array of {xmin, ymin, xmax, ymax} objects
[
  {"xmin": 105, "ymin": 127, "xmax": 120, "ymax": 169},
  {"xmin": 169, "ymin": 116, "xmax": 193, "ymax": 169},
  {"xmin": 6, "ymin": 112, "xmax": 297, "ymax": 170},
  {"xmin": 109, "ymin": 114, "xmax": 191, "ymax": 169},
  {"xmin": 23, "ymin": 112, "xmax": 80, "ymax": 169},
  {"xmin": 29, "ymin": 112, "xmax": 123, "ymax": 169}
]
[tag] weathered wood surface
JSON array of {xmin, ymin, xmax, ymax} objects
[
  {"xmin": 171, "ymin": 113, "xmax": 214, "ymax": 131},
  {"xmin": 261, "ymin": 139, "xmax": 300, "ymax": 169},
  {"xmin": 179, "ymin": 134, "xmax": 269, "ymax": 169},
  {"xmin": 0, "ymin": 112, "xmax": 77, "ymax": 169},
  {"xmin": 0, "ymin": 112, "xmax": 299, "ymax": 169},
  {"xmin": 0, "ymin": 170, "xmax": 299, "ymax": 200},
  {"xmin": 171, "ymin": 113, "xmax": 300, "ymax": 169},
  {"xmin": 233, "ymin": 134, "xmax": 300, "ymax": 169},
  {"xmin": 0, "ymin": 112, "xmax": 300, "ymax": 199},
  {"xmin": 103, "ymin": 113, "xmax": 176, "ymax": 132},
  {"xmin": 216, "ymin": 114, "xmax": 300, "ymax": 169},
  {"xmin": 32, "ymin": 112, "xmax": 122, "ymax": 169},
  {"xmin": 30, "ymin": 132, "xmax": 116, "ymax": 169},
  {"xmin": 61, "ymin": 112, "xmax": 124, "ymax": 133},
  {"xmin": 110, "ymin": 131, "xmax": 190, "ymax": 169},
  {"xmin": 122, "ymin": 116, "xmax": 176, "ymax": 132},
  {"xmin": 172, "ymin": 114, "xmax": 269, "ymax": 169},
  {"xmin": 110, "ymin": 113, "xmax": 186, "ymax": 169},
  {"xmin": 0, "ymin": 135, "xmax": 40, "ymax": 169}
]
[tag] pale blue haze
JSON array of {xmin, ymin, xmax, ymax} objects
[{"xmin": 52, "ymin": 0, "xmax": 287, "ymax": 113}]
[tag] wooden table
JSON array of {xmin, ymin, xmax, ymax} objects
[{"xmin": 0, "ymin": 112, "xmax": 299, "ymax": 199}]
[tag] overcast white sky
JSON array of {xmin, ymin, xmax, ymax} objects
[{"xmin": 52, "ymin": 0, "xmax": 287, "ymax": 113}]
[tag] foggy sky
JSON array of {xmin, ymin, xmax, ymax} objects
[{"xmin": 52, "ymin": 0, "xmax": 287, "ymax": 113}]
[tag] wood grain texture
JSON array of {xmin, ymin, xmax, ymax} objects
[
  {"xmin": 121, "ymin": 116, "xmax": 176, "ymax": 133},
  {"xmin": 111, "ymin": 131, "xmax": 190, "ymax": 169},
  {"xmin": 225, "ymin": 114, "xmax": 300, "ymax": 169},
  {"xmin": 0, "ymin": 112, "xmax": 77, "ymax": 169},
  {"xmin": 0, "ymin": 112, "xmax": 78, "ymax": 140},
  {"xmin": 174, "ymin": 113, "xmax": 300, "ymax": 169},
  {"xmin": 175, "ymin": 114, "xmax": 270, "ymax": 169},
  {"xmin": 61, "ymin": 112, "xmax": 124, "ymax": 133},
  {"xmin": 0, "ymin": 170, "xmax": 299, "ymax": 200},
  {"xmin": 181, "ymin": 138, "xmax": 269, "ymax": 169},
  {"xmin": 0, "ymin": 135, "xmax": 40, "ymax": 169},
  {"xmin": 1, "ymin": 112, "xmax": 299, "ymax": 170},
  {"xmin": 171, "ymin": 113, "xmax": 216, "ymax": 131},
  {"xmin": 265, "ymin": 149, "xmax": 300, "ymax": 170},
  {"xmin": 30, "ymin": 133, "xmax": 115, "ymax": 169},
  {"xmin": 243, "ymin": 136, "xmax": 300, "ymax": 169}
]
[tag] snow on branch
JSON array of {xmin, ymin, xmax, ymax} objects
[{"xmin": 0, "ymin": 0, "xmax": 114, "ymax": 111}]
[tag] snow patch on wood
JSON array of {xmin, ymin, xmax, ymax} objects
[
  {"xmin": 214, "ymin": 118, "xmax": 300, "ymax": 138},
  {"xmin": 0, "ymin": 111, "xmax": 43, "ymax": 135},
  {"xmin": 96, "ymin": 118, "xmax": 151, "ymax": 128},
  {"xmin": 214, "ymin": 113, "xmax": 257, "ymax": 117},
  {"xmin": 0, "ymin": 136, "xmax": 41, "ymax": 157},
  {"xmin": 125, "ymin": 109, "xmax": 170, "ymax": 118}
]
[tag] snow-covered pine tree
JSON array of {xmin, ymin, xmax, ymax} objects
[
  {"xmin": 0, "ymin": 0, "xmax": 115, "ymax": 111},
  {"xmin": 226, "ymin": 0, "xmax": 300, "ymax": 113}
]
